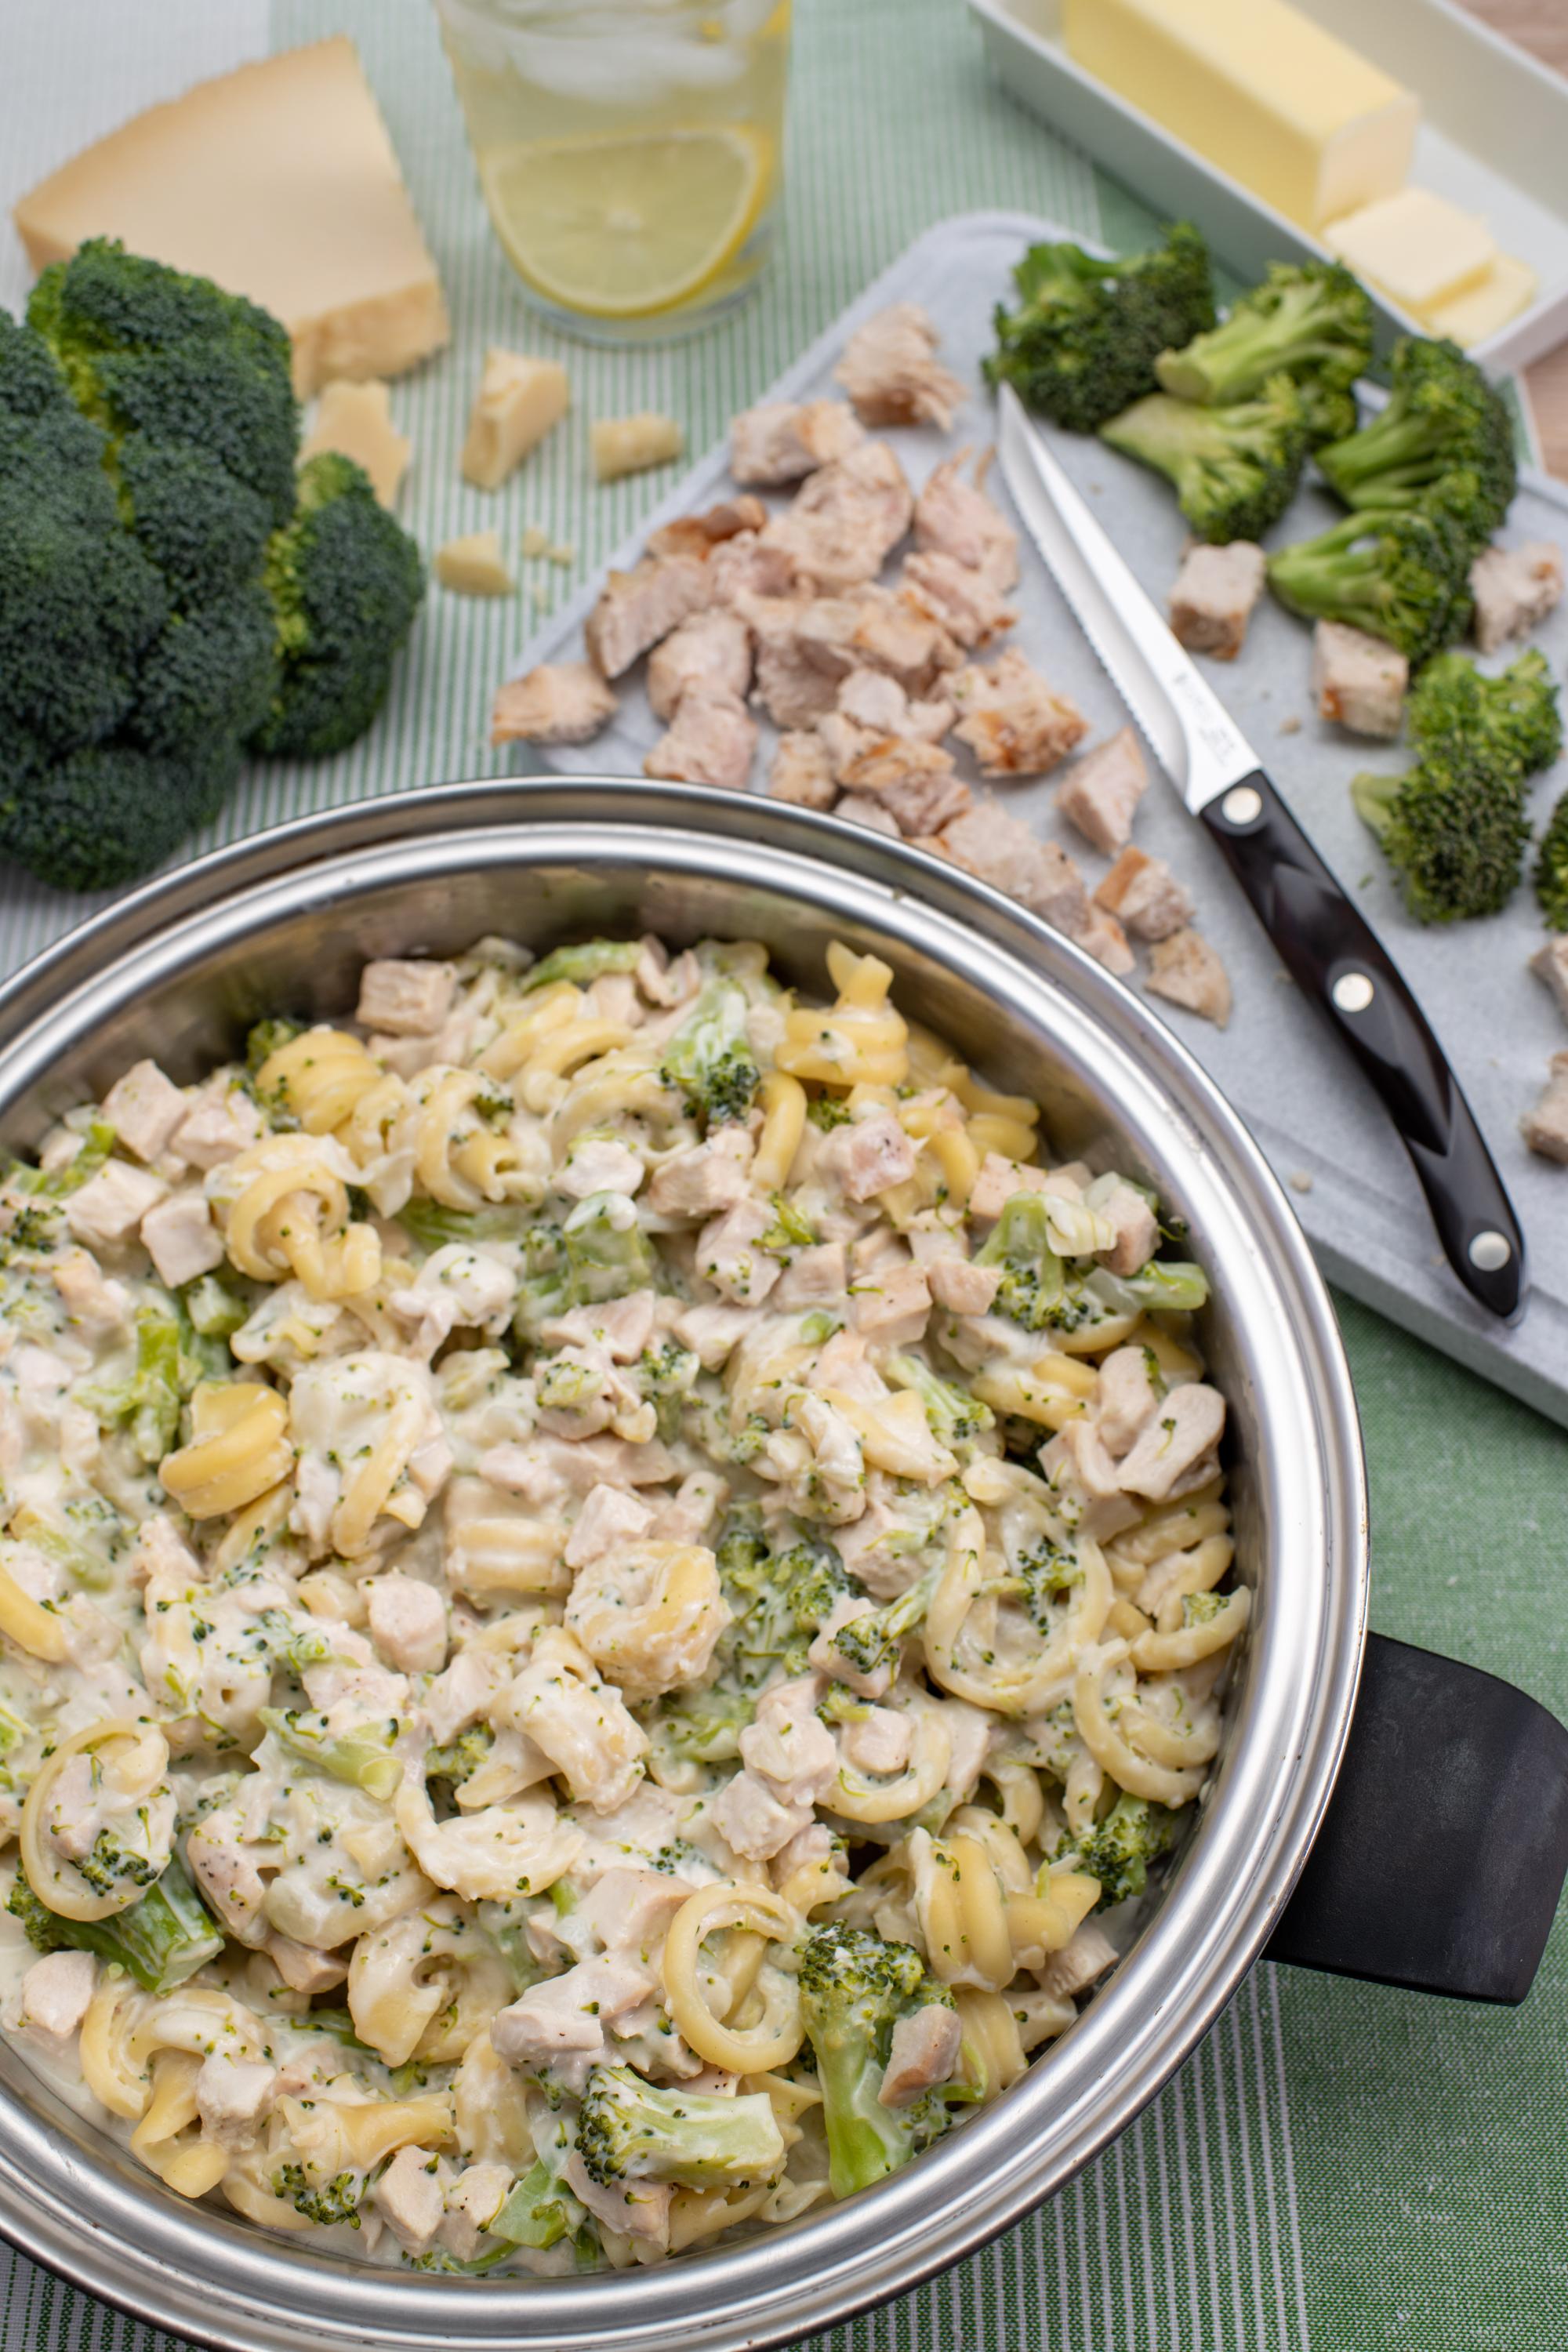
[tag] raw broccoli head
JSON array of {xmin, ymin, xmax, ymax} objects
[
  {"xmin": 797, "ymin": 1922, "xmax": 959, "ymax": 2198},
  {"xmin": 575, "ymin": 2065, "xmax": 786, "ymax": 2190},
  {"xmin": 1156, "ymin": 260, "xmax": 1374, "ymax": 412},
  {"xmin": 1316, "ymin": 336, "xmax": 1516, "ymax": 547},
  {"xmin": 1409, "ymin": 648, "xmax": 1562, "ymax": 780},
  {"xmin": 1061, "ymin": 1791, "xmax": 1178, "ymax": 1905},
  {"xmin": 985, "ymin": 222, "xmax": 1216, "ymax": 434},
  {"xmin": 251, "ymin": 452, "xmax": 423, "ymax": 759},
  {"xmin": 1534, "ymin": 790, "xmax": 1568, "ymax": 933},
  {"xmin": 1267, "ymin": 506, "xmax": 1472, "ymax": 664},
  {"xmin": 1099, "ymin": 376, "xmax": 1308, "ymax": 543},
  {"xmin": 1352, "ymin": 750, "xmax": 1530, "ymax": 923},
  {"xmin": 659, "ymin": 976, "xmax": 761, "ymax": 1127},
  {"xmin": 1296, "ymin": 379, "xmax": 1360, "ymax": 452}
]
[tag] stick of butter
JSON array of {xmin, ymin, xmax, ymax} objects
[
  {"xmin": 1063, "ymin": 0, "xmax": 1418, "ymax": 232},
  {"xmin": 1423, "ymin": 254, "xmax": 1537, "ymax": 349},
  {"xmin": 1326, "ymin": 189, "xmax": 1497, "ymax": 318}
]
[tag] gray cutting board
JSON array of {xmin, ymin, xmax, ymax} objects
[{"xmin": 507, "ymin": 212, "xmax": 1568, "ymax": 1427}]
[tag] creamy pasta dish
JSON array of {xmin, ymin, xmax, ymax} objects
[{"xmin": 0, "ymin": 931, "xmax": 1247, "ymax": 2271}]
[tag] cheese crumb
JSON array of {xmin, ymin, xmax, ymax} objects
[
  {"xmin": 521, "ymin": 524, "xmax": 551, "ymax": 558},
  {"xmin": 434, "ymin": 529, "xmax": 515, "ymax": 597},
  {"xmin": 590, "ymin": 412, "xmax": 684, "ymax": 483},
  {"xmin": 460, "ymin": 348, "xmax": 569, "ymax": 491},
  {"xmin": 300, "ymin": 379, "xmax": 410, "ymax": 508},
  {"xmin": 546, "ymin": 543, "xmax": 575, "ymax": 567}
]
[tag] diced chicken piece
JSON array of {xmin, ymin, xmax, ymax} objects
[
  {"xmin": 100, "ymin": 1060, "xmax": 186, "ymax": 1163},
  {"xmin": 774, "ymin": 1240, "xmax": 848, "ymax": 1307},
  {"xmin": 713, "ymin": 1768, "xmax": 811, "ymax": 1862},
  {"xmin": 902, "ymin": 548, "xmax": 1018, "ymax": 649},
  {"xmin": 1522, "ymin": 1053, "xmax": 1568, "ymax": 1164},
  {"xmin": 706, "ymin": 532, "xmax": 800, "ymax": 604},
  {"xmin": 194, "ymin": 2054, "xmax": 276, "ymax": 2146},
  {"xmin": 821, "ymin": 1111, "xmax": 916, "ymax": 1202},
  {"xmin": 644, "ymin": 689, "xmax": 757, "ymax": 791},
  {"xmin": 15, "ymin": 1951, "xmax": 95, "ymax": 2048},
  {"xmin": 741, "ymin": 1677, "xmax": 838, "ymax": 1807},
  {"xmin": 171, "ymin": 1082, "xmax": 265, "ymax": 1169},
  {"xmin": 1057, "ymin": 727, "xmax": 1149, "ymax": 856},
  {"xmin": 1531, "ymin": 936, "xmax": 1568, "ymax": 1025},
  {"xmin": 647, "ymin": 495, "xmax": 767, "ymax": 559},
  {"xmin": 913, "ymin": 450, "xmax": 1018, "ymax": 591},
  {"xmin": 646, "ymin": 608, "xmax": 753, "ymax": 722},
  {"xmin": 584, "ymin": 554, "xmax": 712, "ymax": 680},
  {"xmin": 637, "ymin": 938, "xmax": 702, "ymax": 1010},
  {"xmin": 742, "ymin": 594, "xmax": 841, "ymax": 729},
  {"xmin": 840, "ymin": 1706, "xmax": 913, "ymax": 1777},
  {"xmin": 1078, "ymin": 909, "xmax": 1134, "ymax": 975},
  {"xmin": 1035, "ymin": 1921, "xmax": 1120, "ymax": 2001},
  {"xmin": 817, "ymin": 716, "xmax": 970, "ymax": 837},
  {"xmin": 648, "ymin": 1469, "xmax": 727, "ymax": 1544},
  {"xmin": 440, "ymin": 2161, "xmax": 513, "ymax": 2260},
  {"xmin": 925, "ymin": 1255, "xmax": 1001, "ymax": 1316},
  {"xmin": 648, "ymin": 1126, "xmax": 754, "ymax": 1217},
  {"xmin": 557, "ymin": 1134, "xmax": 644, "ymax": 1199},
  {"xmin": 492, "ymin": 1958, "xmax": 644, "ymax": 2078},
  {"xmin": 564, "ymin": 2153, "xmax": 672, "ymax": 2246},
  {"xmin": 539, "ymin": 1291, "xmax": 656, "ymax": 1362},
  {"xmin": 938, "ymin": 801, "xmax": 1094, "ymax": 941},
  {"xmin": 572, "ymin": 1866, "xmax": 692, "ymax": 1959},
  {"xmin": 366, "ymin": 1573, "xmax": 447, "ymax": 1675},
  {"xmin": 695, "ymin": 1197, "xmax": 782, "ymax": 1306},
  {"xmin": 951, "ymin": 651, "xmax": 1087, "ymax": 778},
  {"xmin": 837, "ymin": 795, "xmax": 902, "ymax": 838},
  {"xmin": 1048, "ymin": 1415, "xmax": 1127, "ymax": 1505},
  {"xmin": 375, "ymin": 2144, "xmax": 446, "ymax": 2256},
  {"xmin": 967, "ymin": 1152, "xmax": 1051, "ymax": 1221},
  {"xmin": 1167, "ymin": 541, "xmax": 1266, "ymax": 661},
  {"xmin": 1118, "ymin": 1382, "xmax": 1225, "ymax": 1501},
  {"xmin": 835, "ymin": 304, "xmax": 965, "ymax": 431},
  {"xmin": 140, "ymin": 1187, "xmax": 226, "ymax": 1287},
  {"xmin": 794, "ymin": 590, "xmax": 960, "ymax": 699},
  {"xmin": 1094, "ymin": 1345, "xmax": 1160, "ymax": 1456},
  {"xmin": 835, "ymin": 668, "xmax": 952, "ymax": 743},
  {"xmin": 1145, "ymin": 929, "xmax": 1232, "ymax": 1029},
  {"xmin": 267, "ymin": 1936, "xmax": 350, "ymax": 1996},
  {"xmin": 1312, "ymin": 620, "xmax": 1408, "ymax": 739},
  {"xmin": 1470, "ymin": 540, "xmax": 1564, "ymax": 655},
  {"xmin": 356, "ymin": 960, "xmax": 458, "ymax": 1037},
  {"xmin": 491, "ymin": 661, "xmax": 619, "ymax": 746},
  {"xmin": 50, "ymin": 1248, "xmax": 129, "ymax": 1330},
  {"xmin": 1096, "ymin": 1179, "xmax": 1158, "ymax": 1277},
  {"xmin": 670, "ymin": 1300, "xmax": 759, "ymax": 1369},
  {"xmin": 769, "ymin": 731, "xmax": 837, "ymax": 811},
  {"xmin": 730, "ymin": 398, "xmax": 866, "ymax": 485},
  {"xmin": 1094, "ymin": 846, "xmax": 1195, "ymax": 943},
  {"xmin": 763, "ymin": 441, "xmax": 914, "ymax": 594},
  {"xmin": 879, "ymin": 2002, "xmax": 964, "ymax": 2107},
  {"xmin": 851, "ymin": 1259, "xmax": 931, "ymax": 1345},
  {"xmin": 64, "ymin": 1159, "xmax": 165, "ymax": 1250},
  {"xmin": 564, "ymin": 1483, "xmax": 655, "ymax": 1568}
]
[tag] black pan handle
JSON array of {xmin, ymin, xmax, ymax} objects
[
  {"xmin": 1264, "ymin": 1633, "xmax": 1568, "ymax": 2003},
  {"xmin": 1200, "ymin": 769, "xmax": 1526, "ymax": 1323}
]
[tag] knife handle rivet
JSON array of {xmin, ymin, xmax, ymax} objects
[
  {"xmin": 1332, "ymin": 971, "xmax": 1374, "ymax": 1014},
  {"xmin": 1221, "ymin": 784, "xmax": 1262, "ymax": 826},
  {"xmin": 1468, "ymin": 1229, "xmax": 1513, "ymax": 1273}
]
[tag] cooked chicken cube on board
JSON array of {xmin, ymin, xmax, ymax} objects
[
  {"xmin": 1312, "ymin": 619, "xmax": 1408, "ymax": 740},
  {"xmin": 818, "ymin": 717, "xmax": 970, "ymax": 836},
  {"xmin": 647, "ymin": 495, "xmax": 767, "ymax": 560},
  {"xmin": 835, "ymin": 668, "xmax": 953, "ymax": 743},
  {"xmin": 730, "ymin": 398, "xmax": 866, "ymax": 485},
  {"xmin": 913, "ymin": 450, "xmax": 1019, "ymax": 590},
  {"xmin": 834, "ymin": 303, "xmax": 965, "ymax": 431},
  {"xmin": 1094, "ymin": 845, "xmax": 1195, "ymax": 942},
  {"xmin": 584, "ymin": 554, "xmax": 712, "ymax": 679},
  {"xmin": 769, "ymin": 731, "xmax": 837, "ymax": 809},
  {"xmin": 707, "ymin": 531, "xmax": 800, "ymax": 604},
  {"xmin": 1057, "ymin": 726, "xmax": 1149, "ymax": 855},
  {"xmin": 902, "ymin": 549, "xmax": 1017, "ymax": 649},
  {"xmin": 794, "ymin": 588, "xmax": 959, "ymax": 697},
  {"xmin": 836, "ymin": 794, "xmax": 903, "ymax": 837},
  {"xmin": 1145, "ymin": 928, "xmax": 1232, "ymax": 1027},
  {"xmin": 1469, "ymin": 540, "xmax": 1564, "ymax": 655},
  {"xmin": 1531, "ymin": 936, "xmax": 1568, "ymax": 1025},
  {"xmin": 646, "ymin": 608, "xmax": 753, "ymax": 722},
  {"xmin": 643, "ymin": 690, "xmax": 757, "ymax": 791},
  {"xmin": 951, "ymin": 649, "xmax": 1088, "ymax": 777},
  {"xmin": 937, "ymin": 800, "xmax": 1094, "ymax": 939},
  {"xmin": 1076, "ymin": 908, "xmax": 1135, "ymax": 975},
  {"xmin": 1167, "ymin": 541, "xmax": 1266, "ymax": 660},
  {"xmin": 741, "ymin": 593, "xmax": 840, "ymax": 729},
  {"xmin": 492, "ymin": 662, "xmax": 618, "ymax": 746},
  {"xmin": 1522, "ymin": 1054, "xmax": 1568, "ymax": 1163},
  {"xmin": 763, "ymin": 440, "xmax": 914, "ymax": 593}
]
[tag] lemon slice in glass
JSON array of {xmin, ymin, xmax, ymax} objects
[{"xmin": 481, "ymin": 128, "xmax": 770, "ymax": 320}]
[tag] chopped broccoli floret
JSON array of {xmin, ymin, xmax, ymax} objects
[
  {"xmin": 426, "ymin": 1724, "xmax": 494, "ymax": 1791},
  {"xmin": 6, "ymin": 1117, "xmax": 115, "ymax": 1201},
  {"xmin": 8, "ymin": 1858, "xmax": 222, "ymax": 1994},
  {"xmin": 521, "ymin": 939, "xmax": 642, "ymax": 995},
  {"xmin": 985, "ymin": 223, "xmax": 1216, "ymax": 434},
  {"xmin": 81, "ymin": 1302, "xmax": 198, "ymax": 1464},
  {"xmin": 1266, "ymin": 506, "xmax": 1472, "ymax": 664},
  {"xmin": 1409, "ymin": 648, "xmax": 1563, "ymax": 779},
  {"xmin": 797, "ymin": 1922, "xmax": 958, "ymax": 2198},
  {"xmin": 258, "ymin": 1707, "xmax": 401, "ymax": 1798},
  {"xmin": 885, "ymin": 1353, "xmax": 993, "ymax": 1448},
  {"xmin": 760, "ymin": 1192, "xmax": 817, "ymax": 1253},
  {"xmin": 722, "ymin": 1525, "xmax": 855, "ymax": 1688},
  {"xmin": 488, "ymin": 2155, "xmax": 585, "ymax": 2249},
  {"xmin": 182, "ymin": 1271, "xmax": 250, "ymax": 1341},
  {"xmin": 561, "ymin": 1189, "xmax": 655, "ymax": 1306},
  {"xmin": 1156, "ymin": 260, "xmax": 1373, "ymax": 417},
  {"xmin": 396, "ymin": 1199, "xmax": 521, "ymax": 1256},
  {"xmin": 973, "ymin": 1192, "xmax": 1065, "ymax": 1331},
  {"xmin": 828, "ymin": 1574, "xmax": 935, "ymax": 1682},
  {"xmin": 1316, "ymin": 336, "xmax": 1516, "ymax": 549},
  {"xmin": 1004, "ymin": 1536, "xmax": 1083, "ymax": 1632},
  {"xmin": 1537, "ymin": 791, "xmax": 1568, "ymax": 933},
  {"xmin": 1100, "ymin": 375, "xmax": 1307, "ymax": 543},
  {"xmin": 272, "ymin": 2161, "xmax": 362, "ymax": 2228},
  {"xmin": 659, "ymin": 977, "xmax": 760, "ymax": 1127},
  {"xmin": 1058, "ymin": 1791, "xmax": 1178, "ymax": 1906},
  {"xmin": 575, "ymin": 2064, "xmax": 785, "ymax": 2190}
]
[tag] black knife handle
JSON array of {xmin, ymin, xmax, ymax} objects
[{"xmin": 1200, "ymin": 769, "xmax": 1526, "ymax": 1321}]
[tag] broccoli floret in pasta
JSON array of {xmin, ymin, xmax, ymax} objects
[
  {"xmin": 575, "ymin": 2064, "xmax": 786, "ymax": 2191},
  {"xmin": 797, "ymin": 1922, "xmax": 960, "ymax": 2197},
  {"xmin": 1058, "ymin": 1791, "xmax": 1179, "ymax": 1905},
  {"xmin": 659, "ymin": 977, "xmax": 761, "ymax": 1127}
]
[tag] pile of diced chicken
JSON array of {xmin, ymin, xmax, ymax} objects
[{"xmin": 494, "ymin": 307, "xmax": 1231, "ymax": 1029}]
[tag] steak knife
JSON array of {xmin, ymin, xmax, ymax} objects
[{"xmin": 994, "ymin": 383, "xmax": 1526, "ymax": 1323}]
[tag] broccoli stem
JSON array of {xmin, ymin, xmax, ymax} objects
[{"xmin": 8, "ymin": 1860, "xmax": 223, "ymax": 1994}]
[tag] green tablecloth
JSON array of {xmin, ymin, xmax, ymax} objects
[{"xmin": 4, "ymin": 3, "xmax": 1566, "ymax": 2345}]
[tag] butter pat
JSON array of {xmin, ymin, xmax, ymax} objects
[
  {"xmin": 300, "ymin": 381, "xmax": 410, "ymax": 508},
  {"xmin": 1064, "ymin": 0, "xmax": 1418, "ymax": 232},
  {"xmin": 461, "ymin": 350, "xmax": 570, "ymax": 491},
  {"xmin": 1424, "ymin": 253, "xmax": 1537, "ymax": 349},
  {"xmin": 1326, "ymin": 189, "xmax": 1495, "ymax": 317},
  {"xmin": 590, "ymin": 413, "xmax": 684, "ymax": 484},
  {"xmin": 12, "ymin": 40, "xmax": 448, "ymax": 398},
  {"xmin": 435, "ymin": 531, "xmax": 515, "ymax": 597}
]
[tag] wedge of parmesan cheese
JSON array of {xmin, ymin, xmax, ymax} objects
[
  {"xmin": 300, "ymin": 381, "xmax": 411, "ymax": 509},
  {"xmin": 435, "ymin": 531, "xmax": 516, "ymax": 598},
  {"xmin": 590, "ymin": 413, "xmax": 684, "ymax": 484},
  {"xmin": 11, "ymin": 39, "xmax": 448, "ymax": 398},
  {"xmin": 461, "ymin": 350, "xmax": 570, "ymax": 491}
]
